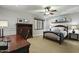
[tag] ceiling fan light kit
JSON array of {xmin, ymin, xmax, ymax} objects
[{"xmin": 44, "ymin": 6, "xmax": 57, "ymax": 15}]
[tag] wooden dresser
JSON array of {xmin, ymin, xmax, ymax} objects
[
  {"xmin": 16, "ymin": 23, "xmax": 33, "ymax": 38},
  {"xmin": 0, "ymin": 35, "xmax": 30, "ymax": 53}
]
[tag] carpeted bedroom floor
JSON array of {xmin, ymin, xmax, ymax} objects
[{"xmin": 27, "ymin": 36, "xmax": 79, "ymax": 53}]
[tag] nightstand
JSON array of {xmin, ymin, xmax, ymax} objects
[{"xmin": 68, "ymin": 33, "xmax": 79, "ymax": 40}]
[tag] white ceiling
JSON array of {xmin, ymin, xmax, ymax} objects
[{"xmin": 0, "ymin": 5, "xmax": 79, "ymax": 16}]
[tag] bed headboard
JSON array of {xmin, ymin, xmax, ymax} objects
[
  {"xmin": 55, "ymin": 25, "xmax": 68, "ymax": 29},
  {"xmin": 55, "ymin": 25, "xmax": 68, "ymax": 31}
]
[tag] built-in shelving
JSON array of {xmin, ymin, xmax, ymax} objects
[{"xmin": 52, "ymin": 21, "xmax": 69, "ymax": 23}]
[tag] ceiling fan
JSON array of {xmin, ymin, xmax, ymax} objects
[{"xmin": 44, "ymin": 6, "xmax": 57, "ymax": 15}]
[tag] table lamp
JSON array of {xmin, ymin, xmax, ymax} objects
[
  {"xmin": 0, "ymin": 21, "xmax": 8, "ymax": 38},
  {"xmin": 71, "ymin": 25, "xmax": 77, "ymax": 33}
]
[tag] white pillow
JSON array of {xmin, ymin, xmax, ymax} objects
[
  {"xmin": 57, "ymin": 27, "xmax": 65, "ymax": 31},
  {"xmin": 51, "ymin": 27, "xmax": 60, "ymax": 33}
]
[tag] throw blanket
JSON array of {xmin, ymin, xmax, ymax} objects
[{"xmin": 57, "ymin": 32, "xmax": 64, "ymax": 40}]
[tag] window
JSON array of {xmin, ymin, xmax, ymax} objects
[{"xmin": 34, "ymin": 18, "xmax": 44, "ymax": 30}]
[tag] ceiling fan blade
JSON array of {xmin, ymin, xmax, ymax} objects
[
  {"xmin": 39, "ymin": 6, "xmax": 57, "ymax": 15},
  {"xmin": 50, "ymin": 13, "xmax": 54, "ymax": 15},
  {"xmin": 50, "ymin": 10, "xmax": 57, "ymax": 12}
]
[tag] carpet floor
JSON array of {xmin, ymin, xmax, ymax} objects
[{"xmin": 27, "ymin": 36, "xmax": 79, "ymax": 53}]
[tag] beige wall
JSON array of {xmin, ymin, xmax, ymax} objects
[{"xmin": 0, "ymin": 7, "xmax": 44, "ymax": 36}]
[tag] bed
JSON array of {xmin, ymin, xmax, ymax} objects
[{"xmin": 43, "ymin": 25, "xmax": 68, "ymax": 44}]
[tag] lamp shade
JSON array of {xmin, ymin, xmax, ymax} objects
[
  {"xmin": 49, "ymin": 26, "xmax": 52, "ymax": 28},
  {"xmin": 0, "ymin": 21, "xmax": 8, "ymax": 28}
]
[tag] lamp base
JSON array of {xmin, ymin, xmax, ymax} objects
[{"xmin": 72, "ymin": 29, "xmax": 75, "ymax": 33}]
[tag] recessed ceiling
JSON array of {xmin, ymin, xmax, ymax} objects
[{"xmin": 0, "ymin": 5, "xmax": 79, "ymax": 16}]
